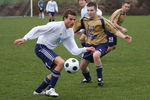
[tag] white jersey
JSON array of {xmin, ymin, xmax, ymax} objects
[
  {"xmin": 81, "ymin": 5, "xmax": 102, "ymax": 18},
  {"xmin": 23, "ymin": 21, "xmax": 87, "ymax": 55},
  {"xmin": 46, "ymin": 0, "xmax": 58, "ymax": 12}
]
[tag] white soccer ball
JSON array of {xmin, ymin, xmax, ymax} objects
[{"xmin": 64, "ymin": 58, "xmax": 80, "ymax": 74}]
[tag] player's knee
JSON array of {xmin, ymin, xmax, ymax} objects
[
  {"xmin": 58, "ymin": 60, "xmax": 65, "ymax": 67},
  {"xmin": 93, "ymin": 51, "xmax": 101, "ymax": 59}
]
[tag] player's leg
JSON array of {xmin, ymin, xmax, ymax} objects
[
  {"xmin": 80, "ymin": 51, "xmax": 93, "ymax": 83},
  {"xmin": 46, "ymin": 56, "xmax": 64, "ymax": 97},
  {"xmin": 93, "ymin": 44, "xmax": 108, "ymax": 86},
  {"xmin": 48, "ymin": 12, "xmax": 52, "ymax": 22},
  {"xmin": 33, "ymin": 44, "xmax": 60, "ymax": 97},
  {"xmin": 51, "ymin": 12, "xmax": 55, "ymax": 21},
  {"xmin": 93, "ymin": 50, "xmax": 104, "ymax": 86}
]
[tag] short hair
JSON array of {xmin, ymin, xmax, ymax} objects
[
  {"xmin": 122, "ymin": 1, "xmax": 131, "ymax": 5},
  {"xmin": 87, "ymin": 2, "xmax": 97, "ymax": 10},
  {"xmin": 78, "ymin": 0, "xmax": 87, "ymax": 2},
  {"xmin": 62, "ymin": 9, "xmax": 77, "ymax": 20}
]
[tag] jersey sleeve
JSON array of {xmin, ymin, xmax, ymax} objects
[
  {"xmin": 23, "ymin": 22, "xmax": 55, "ymax": 40},
  {"xmin": 109, "ymin": 10, "xmax": 120, "ymax": 24},
  {"xmin": 63, "ymin": 36, "xmax": 87, "ymax": 55},
  {"xmin": 104, "ymin": 18, "xmax": 120, "ymax": 34}
]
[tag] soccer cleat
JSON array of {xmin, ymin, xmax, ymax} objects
[
  {"xmin": 33, "ymin": 91, "xmax": 46, "ymax": 95},
  {"xmin": 80, "ymin": 79, "xmax": 92, "ymax": 84},
  {"xmin": 46, "ymin": 88, "xmax": 59, "ymax": 97},
  {"xmin": 97, "ymin": 78, "xmax": 104, "ymax": 86}
]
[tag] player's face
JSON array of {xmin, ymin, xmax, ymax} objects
[
  {"xmin": 87, "ymin": 6, "xmax": 97, "ymax": 18},
  {"xmin": 122, "ymin": 3, "xmax": 130, "ymax": 13},
  {"xmin": 79, "ymin": 0, "xmax": 86, "ymax": 7},
  {"xmin": 64, "ymin": 14, "xmax": 76, "ymax": 28}
]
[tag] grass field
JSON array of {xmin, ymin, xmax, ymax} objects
[{"xmin": 0, "ymin": 16, "xmax": 150, "ymax": 100}]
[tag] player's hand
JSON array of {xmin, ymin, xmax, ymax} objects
[
  {"xmin": 124, "ymin": 35, "xmax": 132, "ymax": 43},
  {"xmin": 14, "ymin": 38, "xmax": 26, "ymax": 45},
  {"xmin": 86, "ymin": 47, "xmax": 95, "ymax": 52},
  {"xmin": 121, "ymin": 27, "xmax": 128, "ymax": 33},
  {"xmin": 75, "ymin": 32, "xmax": 82, "ymax": 36}
]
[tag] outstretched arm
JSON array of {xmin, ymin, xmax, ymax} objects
[
  {"xmin": 14, "ymin": 38, "xmax": 26, "ymax": 45},
  {"xmin": 115, "ymin": 31, "xmax": 132, "ymax": 43}
]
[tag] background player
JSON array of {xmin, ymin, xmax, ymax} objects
[
  {"xmin": 46, "ymin": 0, "xmax": 58, "ymax": 22},
  {"xmin": 107, "ymin": 1, "xmax": 131, "ymax": 52},
  {"xmin": 38, "ymin": 0, "xmax": 45, "ymax": 19}
]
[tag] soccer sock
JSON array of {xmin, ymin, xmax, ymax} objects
[
  {"xmin": 52, "ymin": 19, "xmax": 55, "ymax": 21},
  {"xmin": 48, "ymin": 70, "xmax": 60, "ymax": 89},
  {"xmin": 96, "ymin": 66, "xmax": 103, "ymax": 80},
  {"xmin": 35, "ymin": 77, "xmax": 51, "ymax": 93},
  {"xmin": 82, "ymin": 71, "xmax": 91, "ymax": 81},
  {"xmin": 49, "ymin": 19, "xmax": 51, "ymax": 22}
]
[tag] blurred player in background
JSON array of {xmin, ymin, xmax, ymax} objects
[
  {"xmin": 74, "ymin": 2, "xmax": 132, "ymax": 86},
  {"xmin": 46, "ymin": 0, "xmax": 58, "ymax": 22},
  {"xmin": 106, "ymin": 1, "xmax": 131, "ymax": 52},
  {"xmin": 14, "ymin": 10, "xmax": 95, "ymax": 97},
  {"xmin": 38, "ymin": 0, "xmax": 45, "ymax": 19}
]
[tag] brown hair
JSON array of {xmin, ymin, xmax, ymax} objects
[
  {"xmin": 87, "ymin": 1, "xmax": 97, "ymax": 10},
  {"xmin": 62, "ymin": 9, "xmax": 77, "ymax": 20}
]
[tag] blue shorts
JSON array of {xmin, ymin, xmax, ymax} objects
[
  {"xmin": 48, "ymin": 11, "xmax": 55, "ymax": 16},
  {"xmin": 82, "ymin": 43, "xmax": 108, "ymax": 62},
  {"xmin": 34, "ymin": 44, "xmax": 58, "ymax": 70},
  {"xmin": 105, "ymin": 31, "xmax": 117, "ymax": 46}
]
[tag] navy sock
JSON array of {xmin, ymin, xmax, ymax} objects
[
  {"xmin": 35, "ymin": 77, "xmax": 51, "ymax": 93},
  {"xmin": 96, "ymin": 66, "xmax": 103, "ymax": 80},
  {"xmin": 48, "ymin": 70, "xmax": 60, "ymax": 89},
  {"xmin": 82, "ymin": 71, "xmax": 91, "ymax": 81}
]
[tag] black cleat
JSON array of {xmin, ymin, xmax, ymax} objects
[
  {"xmin": 97, "ymin": 78, "xmax": 104, "ymax": 86},
  {"xmin": 81, "ymin": 79, "xmax": 92, "ymax": 84}
]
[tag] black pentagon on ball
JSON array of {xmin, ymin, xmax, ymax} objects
[
  {"xmin": 65, "ymin": 63, "xmax": 69, "ymax": 67},
  {"xmin": 72, "ymin": 59, "xmax": 76, "ymax": 62},
  {"xmin": 67, "ymin": 70, "xmax": 72, "ymax": 73},
  {"xmin": 73, "ymin": 66, "xmax": 78, "ymax": 70}
]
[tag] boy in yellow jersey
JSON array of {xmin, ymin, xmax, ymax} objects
[
  {"xmin": 107, "ymin": 1, "xmax": 131, "ymax": 52},
  {"xmin": 73, "ymin": 2, "xmax": 132, "ymax": 86}
]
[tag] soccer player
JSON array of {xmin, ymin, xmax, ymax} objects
[
  {"xmin": 107, "ymin": 1, "xmax": 131, "ymax": 52},
  {"xmin": 77, "ymin": 0, "xmax": 103, "ymax": 46},
  {"xmin": 46, "ymin": 0, "xmax": 58, "ymax": 22},
  {"xmin": 14, "ymin": 10, "xmax": 95, "ymax": 97},
  {"xmin": 38, "ymin": 0, "xmax": 45, "ymax": 19},
  {"xmin": 73, "ymin": 2, "xmax": 132, "ymax": 86}
]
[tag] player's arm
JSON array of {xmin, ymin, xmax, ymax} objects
[
  {"xmin": 63, "ymin": 36, "xmax": 95, "ymax": 55},
  {"xmin": 14, "ymin": 23, "xmax": 54, "ymax": 45},
  {"xmin": 105, "ymin": 19, "xmax": 132, "ymax": 43},
  {"xmin": 114, "ymin": 23, "xmax": 128, "ymax": 33},
  {"xmin": 111, "ymin": 12, "xmax": 128, "ymax": 33}
]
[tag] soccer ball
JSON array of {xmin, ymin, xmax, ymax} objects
[{"xmin": 64, "ymin": 58, "xmax": 80, "ymax": 74}]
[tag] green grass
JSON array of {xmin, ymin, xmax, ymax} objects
[{"xmin": 0, "ymin": 16, "xmax": 150, "ymax": 100}]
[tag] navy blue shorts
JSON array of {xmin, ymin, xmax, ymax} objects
[
  {"xmin": 82, "ymin": 43, "xmax": 108, "ymax": 62},
  {"xmin": 105, "ymin": 31, "xmax": 117, "ymax": 46},
  {"xmin": 34, "ymin": 44, "xmax": 58, "ymax": 70},
  {"xmin": 48, "ymin": 11, "xmax": 55, "ymax": 16}
]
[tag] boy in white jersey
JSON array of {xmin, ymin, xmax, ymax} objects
[
  {"xmin": 46, "ymin": 0, "xmax": 58, "ymax": 22},
  {"xmin": 14, "ymin": 10, "xmax": 95, "ymax": 97}
]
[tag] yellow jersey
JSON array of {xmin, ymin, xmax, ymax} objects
[
  {"xmin": 109, "ymin": 8, "xmax": 126, "ymax": 25},
  {"xmin": 73, "ymin": 15, "xmax": 119, "ymax": 45}
]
